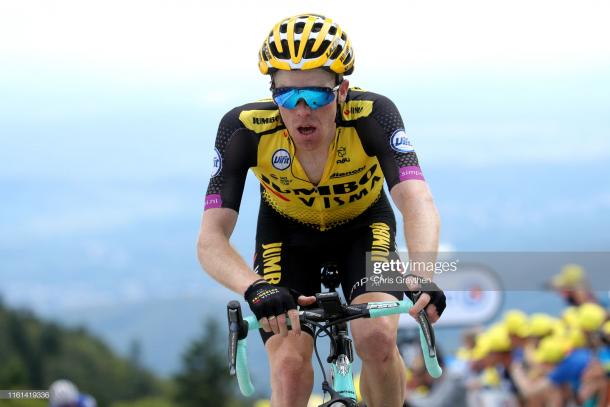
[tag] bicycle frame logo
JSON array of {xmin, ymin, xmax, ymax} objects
[
  {"xmin": 336, "ymin": 354, "xmax": 350, "ymax": 376},
  {"xmin": 368, "ymin": 302, "xmax": 400, "ymax": 310}
]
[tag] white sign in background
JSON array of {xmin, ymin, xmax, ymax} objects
[{"xmin": 399, "ymin": 263, "xmax": 503, "ymax": 328}]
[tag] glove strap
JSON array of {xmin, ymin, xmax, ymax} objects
[{"xmin": 243, "ymin": 278, "xmax": 267, "ymax": 298}]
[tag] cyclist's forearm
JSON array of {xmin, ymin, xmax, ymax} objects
[
  {"xmin": 400, "ymin": 193, "xmax": 440, "ymax": 281},
  {"xmin": 198, "ymin": 233, "xmax": 260, "ymax": 295},
  {"xmin": 403, "ymin": 194, "xmax": 440, "ymax": 251}
]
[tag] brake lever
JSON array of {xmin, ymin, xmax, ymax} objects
[
  {"xmin": 411, "ymin": 292, "xmax": 437, "ymax": 359},
  {"xmin": 227, "ymin": 301, "xmax": 244, "ymax": 376}
]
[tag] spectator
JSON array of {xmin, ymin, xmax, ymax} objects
[
  {"xmin": 48, "ymin": 380, "xmax": 96, "ymax": 407},
  {"xmin": 550, "ymin": 264, "xmax": 598, "ymax": 306}
]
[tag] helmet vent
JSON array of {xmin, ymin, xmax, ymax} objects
[
  {"xmin": 270, "ymin": 40, "xmax": 290, "ymax": 59},
  {"xmin": 330, "ymin": 45, "xmax": 343, "ymax": 60},
  {"xmin": 294, "ymin": 22, "xmax": 305, "ymax": 34},
  {"xmin": 306, "ymin": 38, "xmax": 325, "ymax": 58},
  {"xmin": 342, "ymin": 49, "xmax": 353, "ymax": 65}
]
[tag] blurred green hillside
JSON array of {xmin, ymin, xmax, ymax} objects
[{"xmin": 0, "ymin": 297, "xmax": 251, "ymax": 407}]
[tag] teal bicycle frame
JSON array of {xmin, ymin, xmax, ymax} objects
[{"xmin": 228, "ymin": 295, "xmax": 442, "ymax": 406}]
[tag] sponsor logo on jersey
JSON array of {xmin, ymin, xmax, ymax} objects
[
  {"xmin": 399, "ymin": 166, "xmax": 425, "ymax": 181},
  {"xmin": 335, "ymin": 146, "xmax": 351, "ymax": 164},
  {"xmin": 335, "ymin": 147, "xmax": 349, "ymax": 164},
  {"xmin": 252, "ymin": 115, "xmax": 280, "ymax": 125},
  {"xmin": 341, "ymin": 100, "xmax": 373, "ymax": 120},
  {"xmin": 261, "ymin": 242, "xmax": 282, "ymax": 284},
  {"xmin": 239, "ymin": 110, "xmax": 283, "ymax": 133},
  {"xmin": 390, "ymin": 129, "xmax": 414, "ymax": 153},
  {"xmin": 343, "ymin": 106, "xmax": 363, "ymax": 116},
  {"xmin": 370, "ymin": 222, "xmax": 392, "ymax": 262},
  {"xmin": 204, "ymin": 194, "xmax": 222, "ymax": 209},
  {"xmin": 211, "ymin": 148, "xmax": 222, "ymax": 177},
  {"xmin": 258, "ymin": 163, "xmax": 383, "ymax": 209},
  {"xmin": 329, "ymin": 165, "xmax": 366, "ymax": 179},
  {"xmin": 271, "ymin": 149, "xmax": 291, "ymax": 170},
  {"xmin": 269, "ymin": 174, "xmax": 291, "ymax": 185}
]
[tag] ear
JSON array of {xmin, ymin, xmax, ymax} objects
[{"xmin": 338, "ymin": 79, "xmax": 350, "ymax": 103}]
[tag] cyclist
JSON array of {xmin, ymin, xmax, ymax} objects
[{"xmin": 197, "ymin": 13, "xmax": 446, "ymax": 406}]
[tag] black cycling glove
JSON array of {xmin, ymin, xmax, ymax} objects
[
  {"xmin": 244, "ymin": 279, "xmax": 300, "ymax": 320},
  {"xmin": 404, "ymin": 274, "xmax": 446, "ymax": 317}
]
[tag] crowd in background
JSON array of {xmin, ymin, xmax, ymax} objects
[{"xmin": 405, "ymin": 264, "xmax": 610, "ymax": 407}]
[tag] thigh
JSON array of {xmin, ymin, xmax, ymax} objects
[
  {"xmin": 254, "ymin": 203, "xmax": 323, "ymax": 342},
  {"xmin": 254, "ymin": 202, "xmax": 322, "ymax": 293},
  {"xmin": 339, "ymin": 217, "xmax": 403, "ymax": 303}
]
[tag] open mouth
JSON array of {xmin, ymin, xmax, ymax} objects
[{"xmin": 297, "ymin": 126, "xmax": 316, "ymax": 135}]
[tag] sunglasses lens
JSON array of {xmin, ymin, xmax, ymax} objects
[{"xmin": 273, "ymin": 88, "xmax": 335, "ymax": 110}]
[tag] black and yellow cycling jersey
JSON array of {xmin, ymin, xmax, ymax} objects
[{"xmin": 205, "ymin": 88, "xmax": 425, "ymax": 231}]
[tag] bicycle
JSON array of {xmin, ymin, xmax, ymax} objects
[{"xmin": 227, "ymin": 266, "xmax": 443, "ymax": 407}]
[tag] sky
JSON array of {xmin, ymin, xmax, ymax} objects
[
  {"xmin": 2, "ymin": 1, "xmax": 610, "ymax": 77},
  {"xmin": 1, "ymin": 1, "xmax": 609, "ymax": 182}
]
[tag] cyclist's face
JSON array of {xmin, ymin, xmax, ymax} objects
[{"xmin": 273, "ymin": 69, "xmax": 348, "ymax": 152}]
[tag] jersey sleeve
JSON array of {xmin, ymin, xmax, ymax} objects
[
  {"xmin": 204, "ymin": 107, "xmax": 257, "ymax": 211},
  {"xmin": 356, "ymin": 93, "xmax": 425, "ymax": 190}
]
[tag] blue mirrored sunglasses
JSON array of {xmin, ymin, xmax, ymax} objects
[{"xmin": 272, "ymin": 86, "xmax": 339, "ymax": 110}]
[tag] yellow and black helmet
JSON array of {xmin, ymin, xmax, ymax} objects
[{"xmin": 258, "ymin": 14, "xmax": 354, "ymax": 76}]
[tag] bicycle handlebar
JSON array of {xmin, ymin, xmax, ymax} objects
[{"xmin": 227, "ymin": 297, "xmax": 442, "ymax": 397}]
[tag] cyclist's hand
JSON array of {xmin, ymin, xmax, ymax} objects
[
  {"xmin": 404, "ymin": 275, "xmax": 446, "ymax": 323},
  {"xmin": 409, "ymin": 293, "xmax": 442, "ymax": 323},
  {"xmin": 244, "ymin": 279, "xmax": 314, "ymax": 336},
  {"xmin": 267, "ymin": 294, "xmax": 316, "ymax": 337},
  {"xmin": 288, "ymin": 294, "xmax": 316, "ymax": 334}
]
